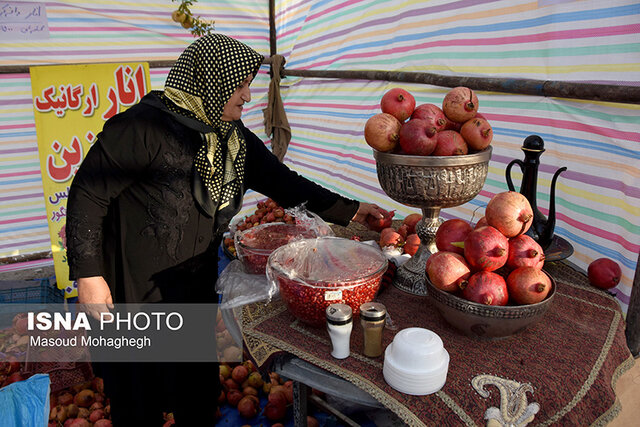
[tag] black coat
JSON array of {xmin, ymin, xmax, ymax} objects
[{"xmin": 66, "ymin": 91, "xmax": 359, "ymax": 303}]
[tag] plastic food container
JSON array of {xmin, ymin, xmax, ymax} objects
[
  {"xmin": 234, "ymin": 223, "xmax": 319, "ymax": 274},
  {"xmin": 266, "ymin": 237, "xmax": 388, "ymax": 327}
]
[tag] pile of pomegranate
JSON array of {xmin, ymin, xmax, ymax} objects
[
  {"xmin": 364, "ymin": 86, "xmax": 493, "ymax": 156},
  {"xmin": 218, "ymin": 360, "xmax": 319, "ymax": 426},
  {"xmin": 376, "ymin": 213, "xmax": 423, "ymax": 256},
  {"xmin": 224, "ymin": 198, "xmax": 294, "ymax": 257},
  {"xmin": 426, "ymin": 191, "xmax": 553, "ymax": 306},
  {"xmin": 48, "ymin": 377, "xmax": 111, "ymax": 426}
]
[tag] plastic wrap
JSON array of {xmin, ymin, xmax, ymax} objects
[
  {"xmin": 233, "ymin": 206, "xmax": 334, "ymax": 274},
  {"xmin": 266, "ymin": 237, "xmax": 388, "ymax": 326},
  {"xmin": 216, "ymin": 260, "xmax": 274, "ymax": 309},
  {"xmin": 0, "ymin": 374, "xmax": 50, "ymax": 427}
]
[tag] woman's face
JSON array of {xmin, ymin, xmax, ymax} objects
[{"xmin": 221, "ymin": 74, "xmax": 253, "ymax": 121}]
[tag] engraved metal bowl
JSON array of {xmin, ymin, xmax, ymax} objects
[
  {"xmin": 425, "ymin": 270, "xmax": 556, "ymax": 338},
  {"xmin": 373, "ymin": 147, "xmax": 492, "ymax": 295}
]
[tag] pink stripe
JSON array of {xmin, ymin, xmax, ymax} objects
[
  {"xmin": 306, "ymin": 24, "xmax": 637, "ymax": 68},
  {"xmin": 279, "ymin": 25, "xmax": 303, "ymax": 39},
  {"xmin": 556, "ymin": 212, "xmax": 639, "ymax": 253},
  {"xmin": 0, "ymin": 215, "xmax": 47, "ymax": 225},
  {"xmin": 0, "ymin": 123, "xmax": 35, "ymax": 131},
  {"xmin": 488, "ymin": 113, "xmax": 639, "ymax": 142},
  {"xmin": 307, "ymin": 0, "xmax": 365, "ymax": 21},
  {"xmin": 285, "ymin": 101, "xmax": 375, "ymax": 110},
  {"xmin": 293, "ymin": 142, "xmax": 374, "ymax": 165},
  {"xmin": 0, "ymin": 170, "xmax": 40, "ymax": 178},
  {"xmin": 0, "ymin": 258, "xmax": 53, "ymax": 273}
]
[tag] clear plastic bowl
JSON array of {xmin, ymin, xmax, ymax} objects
[{"xmin": 266, "ymin": 237, "xmax": 388, "ymax": 327}]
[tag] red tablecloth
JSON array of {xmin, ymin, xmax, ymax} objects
[{"xmin": 242, "ymin": 262, "xmax": 634, "ymax": 426}]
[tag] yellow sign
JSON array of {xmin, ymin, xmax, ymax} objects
[{"xmin": 30, "ymin": 63, "xmax": 151, "ymax": 298}]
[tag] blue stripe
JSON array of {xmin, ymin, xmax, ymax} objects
[
  {"xmin": 0, "ymin": 131, "xmax": 37, "ymax": 138},
  {"xmin": 287, "ymin": 145, "xmax": 376, "ymax": 175},
  {"xmin": 284, "ymin": 107, "xmax": 371, "ymax": 120},
  {"xmin": 494, "ymin": 127, "xmax": 640, "ymax": 160},
  {"xmin": 0, "ymin": 223, "xmax": 48, "ymax": 234},
  {"xmin": 1, "ymin": 177, "xmax": 42, "ymax": 186},
  {"xmin": 288, "ymin": 4, "xmax": 640, "ymax": 67},
  {"xmin": 555, "ymin": 226, "xmax": 636, "ymax": 270}
]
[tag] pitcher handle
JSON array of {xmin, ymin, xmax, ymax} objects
[{"xmin": 505, "ymin": 159, "xmax": 524, "ymax": 192}]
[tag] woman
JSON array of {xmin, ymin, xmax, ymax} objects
[{"xmin": 66, "ymin": 34, "xmax": 383, "ymax": 424}]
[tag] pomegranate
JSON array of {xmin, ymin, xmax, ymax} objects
[
  {"xmin": 58, "ymin": 392, "xmax": 74, "ymax": 406},
  {"xmin": 461, "ymin": 117, "xmax": 493, "ymax": 151},
  {"xmin": 507, "ymin": 267, "xmax": 551, "ymax": 305},
  {"xmin": 485, "ymin": 191, "xmax": 533, "ymax": 237},
  {"xmin": 402, "ymin": 213, "xmax": 422, "ymax": 234},
  {"xmin": 474, "ymin": 216, "xmax": 488, "ymax": 229},
  {"xmin": 397, "ymin": 224, "xmax": 409, "ymax": 239},
  {"xmin": 403, "ymin": 234, "xmax": 421, "ymax": 256},
  {"xmin": 91, "ymin": 377, "xmax": 104, "ymax": 393},
  {"xmin": 443, "ymin": 115, "xmax": 462, "ymax": 132},
  {"xmin": 410, "ymin": 103, "xmax": 447, "ymax": 133},
  {"xmin": 461, "ymin": 271, "xmax": 509, "ymax": 306},
  {"xmin": 507, "ymin": 234, "xmax": 544, "ymax": 270},
  {"xmin": 398, "ymin": 119, "xmax": 437, "ymax": 155},
  {"xmin": 264, "ymin": 400, "xmax": 287, "ymax": 421},
  {"xmin": 227, "ymin": 389, "xmax": 243, "ymax": 407},
  {"xmin": 364, "ymin": 113, "xmax": 401, "ymax": 152},
  {"xmin": 74, "ymin": 389, "xmax": 95, "ymax": 408},
  {"xmin": 89, "ymin": 409, "xmax": 105, "ymax": 423},
  {"xmin": 247, "ymin": 371, "xmax": 263, "ymax": 388},
  {"xmin": 366, "ymin": 209, "xmax": 394, "ymax": 232},
  {"xmin": 435, "ymin": 219, "xmax": 472, "ymax": 254},
  {"xmin": 587, "ymin": 258, "xmax": 622, "ymax": 289},
  {"xmin": 232, "ymin": 365, "xmax": 249, "ymax": 384},
  {"xmin": 14, "ymin": 316, "xmax": 28, "ymax": 335},
  {"xmin": 380, "ymin": 88, "xmax": 416, "ymax": 122},
  {"xmin": 379, "ymin": 230, "xmax": 403, "ymax": 248},
  {"xmin": 464, "ymin": 226, "xmax": 509, "ymax": 271},
  {"xmin": 93, "ymin": 421, "xmax": 112, "ymax": 427},
  {"xmin": 237, "ymin": 395, "xmax": 260, "ymax": 418},
  {"xmin": 442, "ymin": 86, "xmax": 478, "ymax": 123},
  {"xmin": 307, "ymin": 416, "xmax": 320, "ymax": 427},
  {"xmin": 426, "ymin": 251, "xmax": 471, "ymax": 292},
  {"xmin": 433, "ymin": 130, "xmax": 468, "ymax": 156},
  {"xmin": 219, "ymin": 364, "xmax": 232, "ymax": 379}
]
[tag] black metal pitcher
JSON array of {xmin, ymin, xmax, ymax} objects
[{"xmin": 505, "ymin": 135, "xmax": 567, "ymax": 250}]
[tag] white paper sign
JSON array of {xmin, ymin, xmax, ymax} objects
[{"xmin": 0, "ymin": 2, "xmax": 49, "ymax": 40}]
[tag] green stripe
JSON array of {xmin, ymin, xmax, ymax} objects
[
  {"xmin": 0, "ymin": 162, "xmax": 40, "ymax": 169},
  {"xmin": 0, "ymin": 116, "xmax": 34, "ymax": 122},
  {"xmin": 0, "ymin": 207, "xmax": 45, "ymax": 217},
  {"xmin": 294, "ymin": 135, "xmax": 372, "ymax": 156}
]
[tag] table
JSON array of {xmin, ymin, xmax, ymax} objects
[{"xmin": 240, "ymin": 261, "xmax": 635, "ymax": 426}]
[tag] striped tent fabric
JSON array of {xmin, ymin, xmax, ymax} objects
[
  {"xmin": 0, "ymin": 0, "xmax": 638, "ymax": 313},
  {"xmin": 271, "ymin": 0, "xmax": 640, "ymax": 312}
]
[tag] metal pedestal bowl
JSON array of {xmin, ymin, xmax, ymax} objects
[{"xmin": 374, "ymin": 147, "xmax": 492, "ymax": 295}]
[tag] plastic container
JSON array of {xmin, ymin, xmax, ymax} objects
[
  {"xmin": 234, "ymin": 223, "xmax": 319, "ymax": 274},
  {"xmin": 266, "ymin": 237, "xmax": 388, "ymax": 327},
  {"xmin": 383, "ymin": 328, "xmax": 449, "ymax": 395},
  {"xmin": 0, "ymin": 277, "xmax": 62, "ymax": 304}
]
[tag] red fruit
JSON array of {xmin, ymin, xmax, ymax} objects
[
  {"xmin": 435, "ymin": 219, "xmax": 472, "ymax": 254},
  {"xmin": 442, "ymin": 86, "xmax": 479, "ymax": 123},
  {"xmin": 379, "ymin": 231, "xmax": 403, "ymax": 248},
  {"xmin": 443, "ymin": 115, "xmax": 462, "ymax": 132},
  {"xmin": 264, "ymin": 401, "xmax": 287, "ymax": 421},
  {"xmin": 380, "ymin": 88, "xmax": 416, "ymax": 122},
  {"xmin": 397, "ymin": 224, "xmax": 409, "ymax": 239},
  {"xmin": 3, "ymin": 372, "xmax": 24, "ymax": 386},
  {"xmin": 237, "ymin": 395, "xmax": 260, "ymax": 418},
  {"xmin": 224, "ymin": 378, "xmax": 239, "ymax": 390},
  {"xmin": 364, "ymin": 113, "xmax": 402, "ymax": 152},
  {"xmin": 232, "ymin": 365, "xmax": 249, "ymax": 384},
  {"xmin": 74, "ymin": 389, "xmax": 95, "ymax": 408},
  {"xmin": 485, "ymin": 191, "xmax": 534, "ymax": 237},
  {"xmin": 411, "ymin": 103, "xmax": 447, "ymax": 133},
  {"xmin": 307, "ymin": 416, "xmax": 320, "ymax": 427},
  {"xmin": 94, "ymin": 421, "xmax": 112, "ymax": 427},
  {"xmin": 464, "ymin": 226, "xmax": 509, "ymax": 271},
  {"xmin": 402, "ymin": 213, "xmax": 422, "ymax": 234},
  {"xmin": 89, "ymin": 409, "xmax": 105, "ymax": 423},
  {"xmin": 380, "ymin": 227, "xmax": 396, "ymax": 239},
  {"xmin": 14, "ymin": 317, "xmax": 29, "ymax": 335},
  {"xmin": 461, "ymin": 117, "xmax": 493, "ymax": 151},
  {"xmin": 507, "ymin": 235, "xmax": 545, "ymax": 270},
  {"xmin": 461, "ymin": 271, "xmax": 509, "ymax": 306},
  {"xmin": 426, "ymin": 251, "xmax": 471, "ymax": 292},
  {"xmin": 91, "ymin": 377, "xmax": 104, "ymax": 393},
  {"xmin": 587, "ymin": 258, "xmax": 622, "ymax": 289},
  {"xmin": 366, "ymin": 209, "xmax": 395, "ymax": 232},
  {"xmin": 474, "ymin": 216, "xmax": 488, "ymax": 229},
  {"xmin": 67, "ymin": 420, "xmax": 90, "ymax": 427},
  {"xmin": 227, "ymin": 389, "xmax": 244, "ymax": 407},
  {"xmin": 57, "ymin": 392, "xmax": 74, "ymax": 406},
  {"xmin": 268, "ymin": 390, "xmax": 287, "ymax": 406},
  {"xmin": 403, "ymin": 234, "xmax": 420, "ymax": 256},
  {"xmin": 6, "ymin": 356, "xmax": 20, "ymax": 375},
  {"xmin": 433, "ymin": 130, "xmax": 468, "ymax": 156},
  {"xmin": 398, "ymin": 119, "xmax": 437, "ymax": 156},
  {"xmin": 507, "ymin": 267, "xmax": 551, "ymax": 305}
]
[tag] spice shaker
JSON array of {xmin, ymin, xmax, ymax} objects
[
  {"xmin": 360, "ymin": 302, "xmax": 386, "ymax": 357},
  {"xmin": 326, "ymin": 304, "xmax": 353, "ymax": 359}
]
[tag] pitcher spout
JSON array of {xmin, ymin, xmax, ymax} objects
[{"xmin": 540, "ymin": 166, "xmax": 567, "ymax": 245}]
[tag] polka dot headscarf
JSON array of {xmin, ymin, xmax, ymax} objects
[{"xmin": 162, "ymin": 34, "xmax": 263, "ymax": 212}]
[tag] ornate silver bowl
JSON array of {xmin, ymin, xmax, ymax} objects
[
  {"xmin": 374, "ymin": 147, "xmax": 492, "ymax": 295},
  {"xmin": 425, "ymin": 270, "xmax": 556, "ymax": 338}
]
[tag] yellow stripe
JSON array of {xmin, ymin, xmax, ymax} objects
[
  {"xmin": 2, "ymin": 200, "xmax": 44, "ymax": 209},
  {"xmin": 294, "ymin": 1, "xmax": 538, "ymax": 58}
]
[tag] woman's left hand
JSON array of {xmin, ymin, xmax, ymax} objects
[{"xmin": 351, "ymin": 202, "xmax": 384, "ymax": 226}]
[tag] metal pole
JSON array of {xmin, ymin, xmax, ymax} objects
[{"xmin": 626, "ymin": 251, "xmax": 640, "ymax": 357}]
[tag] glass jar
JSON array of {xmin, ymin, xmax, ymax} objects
[
  {"xmin": 326, "ymin": 304, "xmax": 353, "ymax": 359},
  {"xmin": 360, "ymin": 302, "xmax": 386, "ymax": 357}
]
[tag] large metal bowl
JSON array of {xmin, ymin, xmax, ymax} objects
[
  {"xmin": 425, "ymin": 270, "xmax": 556, "ymax": 338},
  {"xmin": 374, "ymin": 147, "xmax": 492, "ymax": 295}
]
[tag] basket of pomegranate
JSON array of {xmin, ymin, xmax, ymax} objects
[
  {"xmin": 425, "ymin": 191, "xmax": 557, "ymax": 338},
  {"xmin": 266, "ymin": 237, "xmax": 388, "ymax": 327}
]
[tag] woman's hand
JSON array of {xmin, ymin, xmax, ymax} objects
[
  {"xmin": 351, "ymin": 202, "xmax": 384, "ymax": 227},
  {"xmin": 77, "ymin": 276, "xmax": 114, "ymax": 320}
]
